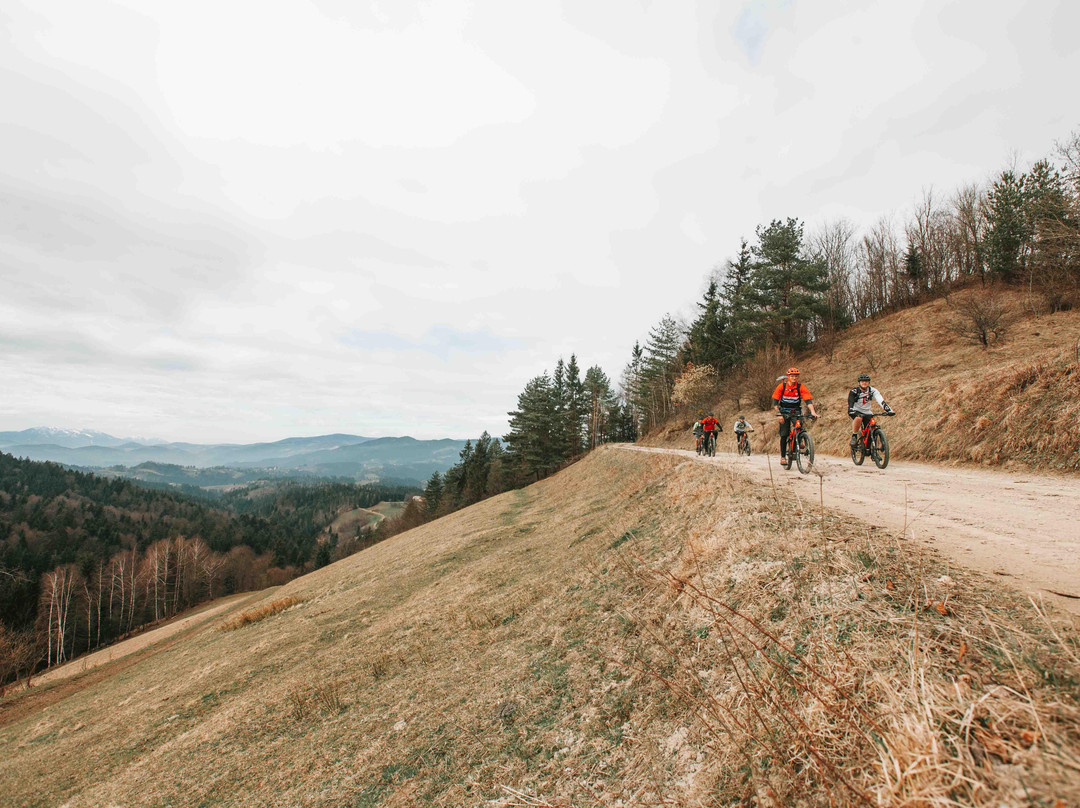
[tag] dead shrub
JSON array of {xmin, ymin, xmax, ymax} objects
[
  {"xmin": 314, "ymin": 681, "xmax": 346, "ymax": 714},
  {"xmin": 671, "ymin": 363, "xmax": 720, "ymax": 412},
  {"xmin": 288, "ymin": 688, "xmax": 309, "ymax": 721},
  {"xmin": 818, "ymin": 327, "xmax": 839, "ymax": 364},
  {"xmin": 945, "ymin": 290, "xmax": 1017, "ymax": 347},
  {"xmin": 219, "ymin": 596, "xmax": 305, "ymax": 632},
  {"xmin": 739, "ymin": 346, "xmax": 795, "ymax": 410}
]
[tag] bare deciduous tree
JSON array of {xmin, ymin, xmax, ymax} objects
[
  {"xmin": 945, "ymin": 290, "xmax": 1015, "ymax": 347},
  {"xmin": 892, "ymin": 331, "xmax": 911, "ymax": 366}
]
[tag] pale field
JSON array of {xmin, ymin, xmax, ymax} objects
[
  {"xmin": 326, "ymin": 501, "xmax": 406, "ymax": 537},
  {"xmin": 0, "ymin": 448, "xmax": 1077, "ymax": 807}
]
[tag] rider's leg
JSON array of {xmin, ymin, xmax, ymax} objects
[
  {"xmin": 777, "ymin": 416, "xmax": 789, "ymax": 461},
  {"xmin": 850, "ymin": 415, "xmax": 862, "ymax": 446}
]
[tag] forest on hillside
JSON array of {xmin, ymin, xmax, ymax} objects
[{"xmin": 0, "ymin": 452, "xmax": 417, "ymax": 684}]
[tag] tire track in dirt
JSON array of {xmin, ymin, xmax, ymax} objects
[{"xmin": 621, "ymin": 445, "xmax": 1080, "ymax": 615}]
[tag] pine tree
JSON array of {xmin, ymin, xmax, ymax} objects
[
  {"xmin": 683, "ymin": 277, "xmax": 728, "ymax": 369},
  {"xmin": 904, "ymin": 246, "xmax": 923, "ymax": 303},
  {"xmin": 550, "ymin": 359, "xmax": 569, "ymax": 465},
  {"xmin": 464, "ymin": 431, "xmax": 492, "ymax": 504},
  {"xmin": 504, "ymin": 373, "xmax": 557, "ymax": 480},
  {"xmin": 422, "ymin": 472, "xmax": 443, "ymax": 515},
  {"xmin": 485, "ymin": 439, "xmax": 506, "ymax": 497},
  {"xmin": 746, "ymin": 218, "xmax": 830, "ymax": 350},
  {"xmin": 1023, "ymin": 159, "xmax": 1077, "ymax": 310},
  {"xmin": 565, "ymin": 354, "xmax": 587, "ymax": 456},
  {"xmin": 985, "ymin": 170, "xmax": 1029, "ymax": 283},
  {"xmin": 620, "ymin": 343, "xmax": 644, "ymax": 440},
  {"xmin": 636, "ymin": 315, "xmax": 685, "ymax": 432},
  {"xmin": 583, "ymin": 365, "xmax": 616, "ymax": 448},
  {"xmin": 720, "ymin": 239, "xmax": 760, "ymax": 365}
]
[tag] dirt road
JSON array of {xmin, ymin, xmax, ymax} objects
[{"xmin": 622, "ymin": 445, "xmax": 1080, "ymax": 615}]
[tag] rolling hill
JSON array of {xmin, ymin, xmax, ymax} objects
[
  {"xmin": 0, "ymin": 432, "xmax": 467, "ymax": 486},
  {"xmin": 2, "ymin": 447, "xmax": 1076, "ymax": 806}
]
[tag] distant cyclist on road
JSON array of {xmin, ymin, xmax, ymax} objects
[
  {"xmin": 772, "ymin": 368, "xmax": 819, "ymax": 467},
  {"xmin": 733, "ymin": 415, "xmax": 754, "ymax": 450},
  {"xmin": 848, "ymin": 373, "xmax": 894, "ymax": 447},
  {"xmin": 701, "ymin": 411, "xmax": 721, "ymax": 454}
]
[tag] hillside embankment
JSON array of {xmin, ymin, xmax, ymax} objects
[
  {"xmin": 1, "ymin": 447, "xmax": 1077, "ymax": 807},
  {"xmin": 650, "ymin": 287, "xmax": 1080, "ymax": 472},
  {"xmin": 625, "ymin": 444, "xmax": 1080, "ymax": 616}
]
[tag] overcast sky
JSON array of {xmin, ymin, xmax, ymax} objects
[{"xmin": 2, "ymin": 0, "xmax": 1076, "ymax": 443}]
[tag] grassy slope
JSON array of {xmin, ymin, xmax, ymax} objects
[
  {"xmin": 653, "ymin": 287, "xmax": 1080, "ymax": 471},
  {"xmin": 1, "ymin": 448, "xmax": 1077, "ymax": 807}
]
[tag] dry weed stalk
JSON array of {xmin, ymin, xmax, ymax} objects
[
  {"xmin": 219, "ymin": 596, "xmax": 306, "ymax": 631},
  {"xmin": 616, "ymin": 518, "xmax": 1080, "ymax": 807}
]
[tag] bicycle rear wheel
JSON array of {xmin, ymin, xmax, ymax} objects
[
  {"xmin": 871, "ymin": 429, "xmax": 890, "ymax": 469},
  {"xmin": 796, "ymin": 432, "xmax": 814, "ymax": 474}
]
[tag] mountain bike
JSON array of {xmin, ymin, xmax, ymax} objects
[
  {"xmin": 781, "ymin": 413, "xmax": 816, "ymax": 474},
  {"xmin": 703, "ymin": 431, "xmax": 718, "ymax": 457},
  {"xmin": 851, "ymin": 412, "xmax": 895, "ymax": 469},
  {"xmin": 736, "ymin": 431, "xmax": 752, "ymax": 456}
]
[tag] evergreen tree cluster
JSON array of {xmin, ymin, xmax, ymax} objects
[{"xmin": 417, "ymin": 354, "xmax": 635, "ymax": 525}]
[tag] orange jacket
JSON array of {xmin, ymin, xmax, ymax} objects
[{"xmin": 772, "ymin": 382, "xmax": 812, "ymax": 410}]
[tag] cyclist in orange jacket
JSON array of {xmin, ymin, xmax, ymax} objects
[
  {"xmin": 700, "ymin": 411, "xmax": 721, "ymax": 453},
  {"xmin": 772, "ymin": 368, "xmax": 819, "ymax": 467}
]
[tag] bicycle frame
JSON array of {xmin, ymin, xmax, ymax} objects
[
  {"xmin": 858, "ymin": 416, "xmax": 878, "ymax": 449},
  {"xmin": 785, "ymin": 415, "xmax": 805, "ymax": 455}
]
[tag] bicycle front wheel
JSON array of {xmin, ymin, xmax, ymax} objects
[
  {"xmin": 796, "ymin": 432, "xmax": 814, "ymax": 474},
  {"xmin": 851, "ymin": 436, "xmax": 865, "ymax": 465},
  {"xmin": 871, "ymin": 429, "xmax": 890, "ymax": 469}
]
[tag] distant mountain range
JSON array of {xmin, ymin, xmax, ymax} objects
[
  {"xmin": 0, "ymin": 427, "xmax": 165, "ymax": 449},
  {"xmin": 0, "ymin": 428, "xmax": 466, "ymax": 486}
]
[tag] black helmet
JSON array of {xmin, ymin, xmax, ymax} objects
[
  {"xmin": 738, "ymin": 414, "xmax": 745, "ymax": 419},
  {"xmin": 708, "ymin": 411, "xmax": 714, "ymax": 416},
  {"xmin": 858, "ymin": 373, "xmax": 871, "ymax": 382}
]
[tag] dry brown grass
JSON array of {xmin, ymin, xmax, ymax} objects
[
  {"xmin": 648, "ymin": 287, "xmax": 1080, "ymax": 471},
  {"xmin": 1, "ymin": 448, "xmax": 1076, "ymax": 807},
  {"xmin": 218, "ymin": 595, "xmax": 306, "ymax": 631}
]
